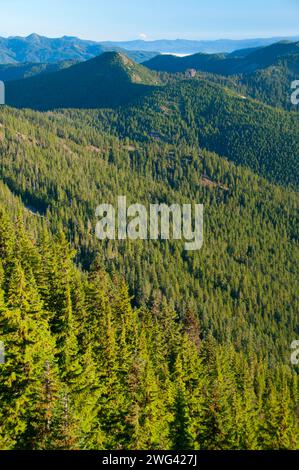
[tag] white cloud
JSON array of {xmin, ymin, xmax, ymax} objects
[{"xmin": 139, "ymin": 33, "xmax": 147, "ymax": 40}]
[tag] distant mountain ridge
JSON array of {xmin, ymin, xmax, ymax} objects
[
  {"xmin": 103, "ymin": 36, "xmax": 299, "ymax": 54},
  {"xmin": 143, "ymin": 41, "xmax": 299, "ymax": 75},
  {"xmin": 1, "ymin": 34, "xmax": 299, "ymax": 66},
  {"xmin": 143, "ymin": 41, "xmax": 299, "ymax": 110},
  {"xmin": 0, "ymin": 60, "xmax": 78, "ymax": 82},
  {"xmin": 6, "ymin": 51, "xmax": 161, "ymax": 110},
  {"xmin": 5, "ymin": 48, "xmax": 298, "ymax": 187},
  {"xmin": 0, "ymin": 33, "xmax": 159, "ymax": 64},
  {"xmin": 5, "ymin": 41, "xmax": 299, "ymax": 112}
]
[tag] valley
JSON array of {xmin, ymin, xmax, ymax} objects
[{"xmin": 0, "ymin": 33, "xmax": 298, "ymax": 451}]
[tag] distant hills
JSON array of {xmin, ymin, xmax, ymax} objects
[
  {"xmin": 0, "ymin": 60, "xmax": 78, "ymax": 82},
  {"xmin": 6, "ymin": 52, "xmax": 160, "ymax": 109},
  {"xmin": 143, "ymin": 41, "xmax": 299, "ymax": 110},
  {"xmin": 12, "ymin": 46, "xmax": 296, "ymax": 187},
  {"xmin": 5, "ymin": 41, "xmax": 299, "ymax": 112},
  {"xmin": 0, "ymin": 33, "xmax": 158, "ymax": 64},
  {"xmin": 1, "ymin": 34, "xmax": 299, "ymax": 67},
  {"xmin": 103, "ymin": 36, "xmax": 299, "ymax": 54},
  {"xmin": 143, "ymin": 41, "xmax": 299, "ymax": 75}
]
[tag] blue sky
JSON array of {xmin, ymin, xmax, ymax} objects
[{"xmin": 0, "ymin": 0, "xmax": 298, "ymax": 41}]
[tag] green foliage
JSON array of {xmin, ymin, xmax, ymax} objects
[
  {"xmin": 0, "ymin": 65, "xmax": 298, "ymax": 449},
  {"xmin": 0, "ymin": 205, "xmax": 297, "ymax": 450},
  {"xmin": 144, "ymin": 41, "xmax": 299, "ymax": 111},
  {"xmin": 0, "ymin": 60, "xmax": 78, "ymax": 82},
  {"xmin": 56, "ymin": 77, "xmax": 299, "ymax": 188},
  {"xmin": 6, "ymin": 52, "xmax": 160, "ymax": 110}
]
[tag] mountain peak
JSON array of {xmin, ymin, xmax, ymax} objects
[
  {"xmin": 84, "ymin": 51, "xmax": 160, "ymax": 85},
  {"xmin": 6, "ymin": 51, "xmax": 161, "ymax": 110},
  {"xmin": 26, "ymin": 33, "xmax": 42, "ymax": 40}
]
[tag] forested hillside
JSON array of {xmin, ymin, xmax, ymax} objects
[
  {"xmin": 6, "ymin": 52, "xmax": 160, "ymax": 109},
  {"xmin": 0, "ymin": 35, "xmax": 298, "ymax": 451},
  {"xmin": 0, "ymin": 106, "xmax": 298, "ymax": 362},
  {"xmin": 144, "ymin": 41, "xmax": 299, "ymax": 75},
  {"xmin": 0, "ymin": 60, "xmax": 78, "ymax": 82},
  {"xmin": 0, "ymin": 104, "xmax": 298, "ymax": 449},
  {"xmin": 143, "ymin": 41, "xmax": 299, "ymax": 111},
  {"xmin": 5, "ymin": 50, "xmax": 298, "ymax": 188},
  {"xmin": 238, "ymin": 57, "xmax": 299, "ymax": 110},
  {"xmin": 1, "ymin": 197, "xmax": 298, "ymax": 450},
  {"xmin": 56, "ymin": 77, "xmax": 299, "ymax": 188}
]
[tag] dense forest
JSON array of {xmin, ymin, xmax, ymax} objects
[
  {"xmin": 0, "ymin": 191, "xmax": 298, "ymax": 450},
  {"xmin": 144, "ymin": 41, "xmax": 299, "ymax": 111},
  {"xmin": 0, "ymin": 40, "xmax": 298, "ymax": 450},
  {"xmin": 5, "ymin": 52, "xmax": 161, "ymax": 110},
  {"xmin": 57, "ymin": 77, "xmax": 299, "ymax": 188},
  {"xmin": 144, "ymin": 40, "xmax": 299, "ymax": 77},
  {"xmin": 0, "ymin": 101, "xmax": 298, "ymax": 449}
]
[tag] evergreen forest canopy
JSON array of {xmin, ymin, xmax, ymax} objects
[
  {"xmin": 143, "ymin": 41, "xmax": 299, "ymax": 111},
  {"xmin": 0, "ymin": 39, "xmax": 298, "ymax": 450}
]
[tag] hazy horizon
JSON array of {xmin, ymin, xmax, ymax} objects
[
  {"xmin": 0, "ymin": 32, "xmax": 299, "ymax": 43},
  {"xmin": 0, "ymin": 0, "xmax": 298, "ymax": 41}
]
